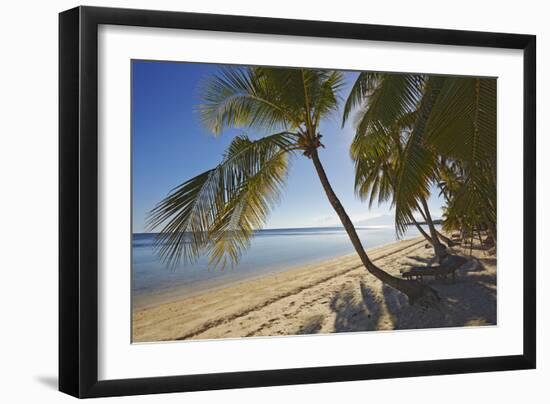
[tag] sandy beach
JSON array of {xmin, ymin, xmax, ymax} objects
[{"xmin": 132, "ymin": 236, "xmax": 496, "ymax": 342}]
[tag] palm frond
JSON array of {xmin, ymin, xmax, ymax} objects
[
  {"xmin": 393, "ymin": 76, "xmax": 446, "ymax": 236},
  {"xmin": 147, "ymin": 132, "xmax": 295, "ymax": 268},
  {"xmin": 341, "ymin": 72, "xmax": 382, "ymax": 126},
  {"xmin": 354, "ymin": 73, "xmax": 424, "ymax": 136},
  {"xmin": 197, "ymin": 67, "xmax": 302, "ymax": 134},
  {"xmin": 426, "ymin": 78, "xmax": 497, "ymax": 235},
  {"xmin": 350, "ymin": 122, "xmax": 396, "ymax": 207},
  {"xmin": 312, "ymin": 70, "xmax": 345, "ymax": 127},
  {"xmin": 425, "ymin": 78, "xmax": 496, "ymax": 162}
]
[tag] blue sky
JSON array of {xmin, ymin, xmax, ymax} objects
[{"xmin": 132, "ymin": 60, "xmax": 444, "ymax": 233}]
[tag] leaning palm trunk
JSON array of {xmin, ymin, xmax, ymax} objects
[
  {"xmin": 414, "ymin": 207, "xmax": 456, "ymax": 252},
  {"xmin": 417, "ymin": 198, "xmax": 455, "ymax": 249},
  {"xmin": 311, "ymin": 149, "xmax": 439, "ymax": 306},
  {"xmin": 411, "ymin": 216, "xmax": 435, "ymax": 245},
  {"xmin": 419, "ymin": 196, "xmax": 447, "ymax": 262},
  {"xmin": 416, "ymin": 199, "xmax": 452, "ymax": 247},
  {"xmin": 151, "ymin": 66, "xmax": 442, "ymax": 309},
  {"xmin": 436, "ymin": 230, "xmax": 455, "ymax": 247}
]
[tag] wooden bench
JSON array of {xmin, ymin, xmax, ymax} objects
[{"xmin": 402, "ymin": 255, "xmax": 468, "ymax": 283}]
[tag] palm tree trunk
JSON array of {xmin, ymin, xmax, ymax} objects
[
  {"xmin": 310, "ymin": 149, "xmax": 439, "ymax": 306},
  {"xmin": 486, "ymin": 224, "xmax": 497, "ymax": 248},
  {"xmin": 414, "ymin": 208, "xmax": 454, "ymax": 248},
  {"xmin": 415, "ymin": 200, "xmax": 454, "ymax": 249},
  {"xmin": 436, "ymin": 229, "xmax": 455, "ymax": 247},
  {"xmin": 419, "ymin": 196, "xmax": 447, "ymax": 261},
  {"xmin": 411, "ymin": 216, "xmax": 434, "ymax": 244}
]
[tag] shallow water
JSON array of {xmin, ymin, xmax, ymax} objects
[{"xmin": 132, "ymin": 226, "xmax": 428, "ymax": 299}]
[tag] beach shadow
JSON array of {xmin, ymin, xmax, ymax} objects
[
  {"xmin": 35, "ymin": 375, "xmax": 58, "ymax": 390},
  {"xmin": 381, "ymin": 283, "xmax": 408, "ymax": 312},
  {"xmin": 297, "ymin": 314, "xmax": 325, "ymax": 335},
  {"xmin": 478, "ymin": 257, "xmax": 496, "ymax": 267},
  {"xmin": 406, "ymin": 255, "xmax": 433, "ymax": 265},
  {"xmin": 383, "ymin": 262, "xmax": 497, "ymax": 329},
  {"xmin": 456, "ymin": 258, "xmax": 486, "ymax": 274},
  {"xmin": 329, "ymin": 282, "xmax": 382, "ymax": 333}
]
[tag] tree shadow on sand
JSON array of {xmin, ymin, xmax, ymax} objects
[
  {"xmin": 383, "ymin": 258, "xmax": 497, "ymax": 330},
  {"xmin": 295, "ymin": 281, "xmax": 383, "ymax": 335},
  {"xmin": 296, "ymin": 314, "xmax": 326, "ymax": 335},
  {"xmin": 329, "ymin": 281, "xmax": 383, "ymax": 333},
  {"xmin": 297, "ymin": 257, "xmax": 496, "ymax": 335},
  {"xmin": 406, "ymin": 255, "xmax": 435, "ymax": 265}
]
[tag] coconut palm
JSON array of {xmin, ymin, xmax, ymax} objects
[
  {"xmin": 148, "ymin": 66, "xmax": 439, "ymax": 306},
  {"xmin": 425, "ymin": 77, "xmax": 497, "ymax": 244},
  {"xmin": 344, "ymin": 72, "xmax": 496, "ymax": 257},
  {"xmin": 344, "ymin": 73, "xmax": 448, "ymax": 260},
  {"xmin": 349, "ymin": 111, "xmax": 448, "ymax": 253}
]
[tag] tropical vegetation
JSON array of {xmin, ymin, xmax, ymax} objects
[
  {"xmin": 148, "ymin": 65, "xmax": 496, "ymax": 308},
  {"xmin": 344, "ymin": 72, "xmax": 496, "ymax": 255}
]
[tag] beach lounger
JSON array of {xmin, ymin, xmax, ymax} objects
[{"xmin": 402, "ymin": 255, "xmax": 468, "ymax": 282}]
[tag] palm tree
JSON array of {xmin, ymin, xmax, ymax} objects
[
  {"xmin": 344, "ymin": 73, "xmax": 448, "ymax": 260},
  {"xmin": 344, "ymin": 72, "xmax": 496, "ymax": 258},
  {"xmin": 148, "ymin": 66, "xmax": 439, "ymax": 306},
  {"xmin": 349, "ymin": 111, "xmax": 448, "ymax": 254},
  {"xmin": 425, "ymin": 78, "xmax": 497, "ymax": 244}
]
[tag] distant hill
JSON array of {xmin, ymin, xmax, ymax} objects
[
  {"xmin": 410, "ymin": 219, "xmax": 443, "ymax": 225},
  {"xmin": 354, "ymin": 214, "xmax": 442, "ymax": 227},
  {"xmin": 354, "ymin": 214, "xmax": 394, "ymax": 226}
]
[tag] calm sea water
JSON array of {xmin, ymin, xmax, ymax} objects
[{"xmin": 132, "ymin": 226, "xmax": 426, "ymax": 299}]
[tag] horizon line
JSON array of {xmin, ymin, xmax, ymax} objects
[{"xmin": 131, "ymin": 222, "xmax": 443, "ymax": 235}]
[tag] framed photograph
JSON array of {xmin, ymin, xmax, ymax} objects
[{"xmin": 59, "ymin": 6, "xmax": 536, "ymax": 398}]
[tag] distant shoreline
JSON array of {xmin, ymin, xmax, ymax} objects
[
  {"xmin": 132, "ymin": 235, "xmax": 418, "ymax": 310},
  {"xmin": 133, "ymin": 235, "xmax": 497, "ymax": 342},
  {"xmin": 132, "ymin": 227, "xmax": 432, "ymax": 305},
  {"xmin": 132, "ymin": 225, "xmax": 398, "ymax": 236},
  {"xmin": 132, "ymin": 222, "xmax": 437, "ymax": 236}
]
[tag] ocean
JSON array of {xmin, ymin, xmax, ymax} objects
[{"xmin": 132, "ymin": 225, "xmax": 427, "ymax": 301}]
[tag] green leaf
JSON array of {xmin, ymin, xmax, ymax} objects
[{"xmin": 147, "ymin": 132, "xmax": 295, "ymax": 268}]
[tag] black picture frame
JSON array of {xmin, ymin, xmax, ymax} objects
[{"xmin": 59, "ymin": 5, "xmax": 536, "ymax": 398}]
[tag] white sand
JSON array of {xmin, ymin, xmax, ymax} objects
[{"xmin": 132, "ymin": 236, "xmax": 496, "ymax": 342}]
